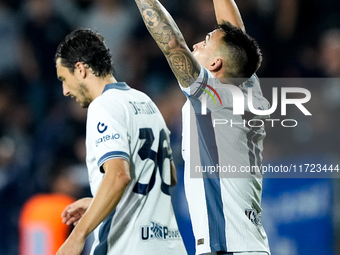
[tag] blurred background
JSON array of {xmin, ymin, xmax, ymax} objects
[{"xmin": 0, "ymin": 0, "xmax": 339, "ymax": 254}]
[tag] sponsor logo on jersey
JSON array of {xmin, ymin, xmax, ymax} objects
[
  {"xmin": 95, "ymin": 133, "xmax": 120, "ymax": 147},
  {"xmin": 97, "ymin": 122, "xmax": 108, "ymax": 133},
  {"xmin": 141, "ymin": 221, "xmax": 181, "ymax": 241},
  {"xmin": 245, "ymin": 208, "xmax": 262, "ymax": 227}
]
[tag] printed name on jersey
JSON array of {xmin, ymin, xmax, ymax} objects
[
  {"xmin": 129, "ymin": 101, "xmax": 157, "ymax": 115},
  {"xmin": 141, "ymin": 221, "xmax": 181, "ymax": 241},
  {"xmin": 245, "ymin": 208, "xmax": 262, "ymax": 227}
]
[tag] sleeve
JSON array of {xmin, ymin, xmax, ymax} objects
[
  {"xmin": 178, "ymin": 66, "xmax": 234, "ymax": 114},
  {"xmin": 87, "ymin": 100, "xmax": 130, "ymax": 172},
  {"xmin": 179, "ymin": 66, "xmax": 208, "ymax": 97}
]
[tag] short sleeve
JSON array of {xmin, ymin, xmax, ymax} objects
[
  {"xmin": 178, "ymin": 66, "xmax": 233, "ymax": 113},
  {"xmin": 87, "ymin": 100, "xmax": 130, "ymax": 171},
  {"xmin": 179, "ymin": 66, "xmax": 206, "ymax": 97}
]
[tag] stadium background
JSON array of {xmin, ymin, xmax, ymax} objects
[{"xmin": 0, "ymin": 0, "xmax": 339, "ymax": 254}]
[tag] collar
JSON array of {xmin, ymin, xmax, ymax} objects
[{"xmin": 102, "ymin": 82, "xmax": 130, "ymax": 93}]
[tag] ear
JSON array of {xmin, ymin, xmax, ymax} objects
[
  {"xmin": 74, "ymin": 62, "xmax": 87, "ymax": 79},
  {"xmin": 208, "ymin": 57, "xmax": 223, "ymax": 72}
]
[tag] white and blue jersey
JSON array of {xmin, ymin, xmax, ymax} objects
[
  {"xmin": 179, "ymin": 67, "xmax": 271, "ymax": 255},
  {"xmin": 86, "ymin": 82, "xmax": 187, "ymax": 255}
]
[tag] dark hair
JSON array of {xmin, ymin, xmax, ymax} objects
[
  {"xmin": 55, "ymin": 29, "xmax": 115, "ymax": 78},
  {"xmin": 217, "ymin": 21, "xmax": 262, "ymax": 79}
]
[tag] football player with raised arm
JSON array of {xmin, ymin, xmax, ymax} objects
[
  {"xmin": 55, "ymin": 29, "xmax": 187, "ymax": 255},
  {"xmin": 134, "ymin": 0, "xmax": 271, "ymax": 254}
]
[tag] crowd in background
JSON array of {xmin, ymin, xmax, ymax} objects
[{"xmin": 0, "ymin": 0, "xmax": 340, "ymax": 254}]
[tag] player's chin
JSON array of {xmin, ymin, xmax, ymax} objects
[
  {"xmin": 80, "ymin": 102, "xmax": 90, "ymax": 108},
  {"xmin": 77, "ymin": 99, "xmax": 90, "ymax": 108}
]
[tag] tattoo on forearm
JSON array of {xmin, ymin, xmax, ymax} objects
[
  {"xmin": 141, "ymin": 7, "xmax": 175, "ymax": 50},
  {"xmin": 167, "ymin": 50, "xmax": 198, "ymax": 86},
  {"xmin": 136, "ymin": 0, "xmax": 200, "ymax": 87},
  {"xmin": 142, "ymin": 9, "xmax": 160, "ymax": 28}
]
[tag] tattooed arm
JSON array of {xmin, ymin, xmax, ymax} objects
[
  {"xmin": 135, "ymin": 0, "xmax": 200, "ymax": 88},
  {"xmin": 213, "ymin": 0, "xmax": 245, "ymax": 32}
]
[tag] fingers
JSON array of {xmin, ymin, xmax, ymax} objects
[
  {"xmin": 61, "ymin": 205, "xmax": 72, "ymax": 218},
  {"xmin": 61, "ymin": 198, "xmax": 93, "ymax": 225},
  {"xmin": 61, "ymin": 208, "xmax": 76, "ymax": 223},
  {"xmin": 61, "ymin": 206, "xmax": 80, "ymax": 225},
  {"xmin": 63, "ymin": 211, "xmax": 82, "ymax": 225},
  {"xmin": 61, "ymin": 202, "xmax": 79, "ymax": 218}
]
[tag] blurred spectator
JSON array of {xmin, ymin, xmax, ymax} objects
[
  {"xmin": 0, "ymin": 79, "xmax": 34, "ymax": 254},
  {"xmin": 19, "ymin": 161, "xmax": 80, "ymax": 255},
  {"xmin": 0, "ymin": 135, "xmax": 30, "ymax": 255},
  {"xmin": 0, "ymin": 0, "xmax": 22, "ymax": 80},
  {"xmin": 275, "ymin": 0, "xmax": 298, "ymax": 42},
  {"xmin": 31, "ymin": 97, "xmax": 87, "ymax": 192},
  {"xmin": 18, "ymin": 0, "xmax": 72, "ymax": 123},
  {"xmin": 319, "ymin": 28, "xmax": 340, "ymax": 77},
  {"xmin": 79, "ymin": 0, "xmax": 137, "ymax": 81},
  {"xmin": 52, "ymin": 0, "xmax": 92, "ymax": 28}
]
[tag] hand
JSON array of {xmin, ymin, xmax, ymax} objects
[
  {"xmin": 56, "ymin": 234, "xmax": 85, "ymax": 255},
  {"xmin": 61, "ymin": 197, "xmax": 92, "ymax": 226}
]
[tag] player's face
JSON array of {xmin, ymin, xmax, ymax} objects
[
  {"xmin": 192, "ymin": 29, "xmax": 224, "ymax": 68},
  {"xmin": 56, "ymin": 58, "xmax": 92, "ymax": 108}
]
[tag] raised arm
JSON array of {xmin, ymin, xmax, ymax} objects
[
  {"xmin": 135, "ymin": 0, "xmax": 200, "ymax": 88},
  {"xmin": 213, "ymin": 0, "xmax": 245, "ymax": 32}
]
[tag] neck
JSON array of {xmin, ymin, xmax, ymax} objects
[
  {"xmin": 90, "ymin": 75, "xmax": 118, "ymax": 100},
  {"xmin": 102, "ymin": 76, "xmax": 118, "ymax": 85},
  {"xmin": 212, "ymin": 71, "xmax": 246, "ymax": 86},
  {"xmin": 212, "ymin": 71, "xmax": 230, "ymax": 84}
]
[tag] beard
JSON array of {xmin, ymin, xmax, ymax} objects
[{"xmin": 78, "ymin": 82, "xmax": 92, "ymax": 108}]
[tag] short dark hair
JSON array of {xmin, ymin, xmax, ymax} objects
[
  {"xmin": 55, "ymin": 29, "xmax": 115, "ymax": 78},
  {"xmin": 217, "ymin": 21, "xmax": 262, "ymax": 79}
]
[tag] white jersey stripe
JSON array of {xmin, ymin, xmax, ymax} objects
[
  {"xmin": 189, "ymin": 103, "xmax": 228, "ymax": 252},
  {"xmin": 188, "ymin": 73, "xmax": 229, "ymax": 252}
]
